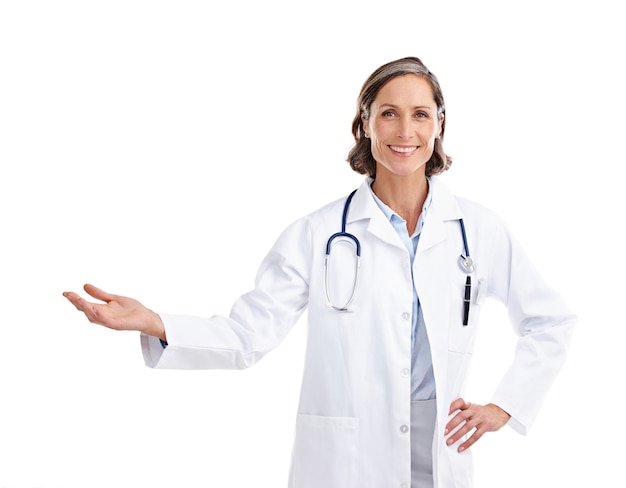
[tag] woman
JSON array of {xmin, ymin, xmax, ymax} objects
[{"xmin": 64, "ymin": 57, "xmax": 575, "ymax": 488}]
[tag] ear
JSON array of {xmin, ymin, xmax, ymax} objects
[
  {"xmin": 437, "ymin": 113, "xmax": 445, "ymax": 138},
  {"xmin": 361, "ymin": 113, "xmax": 369, "ymax": 138}
]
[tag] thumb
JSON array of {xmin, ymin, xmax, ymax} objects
[{"xmin": 83, "ymin": 283, "xmax": 115, "ymax": 303}]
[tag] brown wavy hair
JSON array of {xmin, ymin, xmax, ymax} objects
[{"xmin": 347, "ymin": 56, "xmax": 452, "ymax": 177}]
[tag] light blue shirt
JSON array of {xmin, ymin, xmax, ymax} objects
[{"xmin": 367, "ymin": 179, "xmax": 436, "ymax": 401}]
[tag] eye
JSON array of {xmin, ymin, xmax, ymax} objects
[
  {"xmin": 415, "ymin": 111, "xmax": 429, "ymax": 119},
  {"xmin": 381, "ymin": 110, "xmax": 396, "ymax": 118}
]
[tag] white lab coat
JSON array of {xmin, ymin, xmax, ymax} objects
[{"xmin": 141, "ymin": 177, "xmax": 575, "ymax": 488}]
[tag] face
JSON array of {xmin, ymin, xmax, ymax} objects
[{"xmin": 362, "ymin": 74, "xmax": 443, "ymax": 179}]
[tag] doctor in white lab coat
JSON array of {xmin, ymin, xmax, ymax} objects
[{"xmin": 64, "ymin": 57, "xmax": 575, "ymax": 488}]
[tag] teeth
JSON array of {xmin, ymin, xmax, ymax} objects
[{"xmin": 390, "ymin": 146, "xmax": 417, "ymax": 153}]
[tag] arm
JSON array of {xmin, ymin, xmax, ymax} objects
[
  {"xmin": 445, "ymin": 215, "xmax": 576, "ymax": 450},
  {"xmin": 65, "ymin": 216, "xmax": 313, "ymax": 370},
  {"xmin": 144, "ymin": 217, "xmax": 312, "ymax": 370},
  {"xmin": 486, "ymin": 219, "xmax": 576, "ymax": 434}
]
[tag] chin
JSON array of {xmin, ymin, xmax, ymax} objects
[{"xmin": 384, "ymin": 165, "xmax": 427, "ymax": 178}]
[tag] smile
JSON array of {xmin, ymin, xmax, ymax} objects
[{"xmin": 389, "ymin": 145, "xmax": 418, "ymax": 154}]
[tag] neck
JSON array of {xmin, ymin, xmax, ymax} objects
[{"xmin": 371, "ymin": 171, "xmax": 429, "ymax": 235}]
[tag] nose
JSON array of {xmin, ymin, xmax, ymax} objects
[{"xmin": 397, "ymin": 115, "xmax": 414, "ymax": 139}]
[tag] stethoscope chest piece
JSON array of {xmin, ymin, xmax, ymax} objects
[{"xmin": 458, "ymin": 255, "xmax": 475, "ymax": 274}]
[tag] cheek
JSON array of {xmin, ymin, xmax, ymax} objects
[
  {"xmin": 421, "ymin": 125, "xmax": 439, "ymax": 146},
  {"xmin": 371, "ymin": 139, "xmax": 388, "ymax": 162},
  {"xmin": 370, "ymin": 124, "xmax": 391, "ymax": 148}
]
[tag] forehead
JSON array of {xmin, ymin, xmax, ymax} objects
[{"xmin": 373, "ymin": 74, "xmax": 436, "ymax": 107}]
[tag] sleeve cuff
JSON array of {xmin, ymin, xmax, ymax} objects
[{"xmin": 141, "ymin": 333, "xmax": 166, "ymax": 368}]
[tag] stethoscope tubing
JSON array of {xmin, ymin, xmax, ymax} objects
[
  {"xmin": 325, "ymin": 190, "xmax": 474, "ymax": 324},
  {"xmin": 324, "ymin": 190, "xmax": 360, "ymax": 311}
]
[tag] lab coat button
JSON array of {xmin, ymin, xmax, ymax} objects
[
  {"xmin": 401, "ymin": 484, "xmax": 409, "ymax": 488},
  {"xmin": 401, "ymin": 368, "xmax": 410, "ymax": 377},
  {"xmin": 400, "ymin": 424, "xmax": 409, "ymax": 434},
  {"xmin": 402, "ymin": 312, "xmax": 410, "ymax": 320}
]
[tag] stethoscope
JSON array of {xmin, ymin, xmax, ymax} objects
[{"xmin": 325, "ymin": 190, "xmax": 474, "ymax": 326}]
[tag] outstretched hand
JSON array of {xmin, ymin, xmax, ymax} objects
[
  {"xmin": 63, "ymin": 284, "xmax": 166, "ymax": 341},
  {"xmin": 445, "ymin": 398, "xmax": 511, "ymax": 452}
]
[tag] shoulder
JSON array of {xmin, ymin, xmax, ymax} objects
[
  {"xmin": 456, "ymin": 196, "xmax": 502, "ymax": 222},
  {"xmin": 430, "ymin": 177, "xmax": 510, "ymax": 241},
  {"xmin": 432, "ymin": 177, "xmax": 504, "ymax": 221},
  {"xmin": 274, "ymin": 190, "xmax": 357, "ymax": 242},
  {"xmin": 294, "ymin": 182, "xmax": 368, "ymax": 229}
]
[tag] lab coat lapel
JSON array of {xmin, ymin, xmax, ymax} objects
[
  {"xmin": 346, "ymin": 179, "xmax": 406, "ymax": 251},
  {"xmin": 417, "ymin": 177, "xmax": 463, "ymax": 254}
]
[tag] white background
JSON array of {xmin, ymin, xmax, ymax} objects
[{"xmin": 1, "ymin": 1, "xmax": 623, "ymax": 487}]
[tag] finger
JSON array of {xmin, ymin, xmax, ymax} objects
[
  {"xmin": 63, "ymin": 290, "xmax": 120, "ymax": 329},
  {"xmin": 448, "ymin": 397, "xmax": 468, "ymax": 415},
  {"xmin": 75, "ymin": 300, "xmax": 111, "ymax": 326},
  {"xmin": 446, "ymin": 411, "xmax": 477, "ymax": 444},
  {"xmin": 63, "ymin": 291, "xmax": 86, "ymax": 311},
  {"xmin": 457, "ymin": 427, "xmax": 485, "ymax": 452},
  {"xmin": 83, "ymin": 283, "xmax": 115, "ymax": 303},
  {"xmin": 446, "ymin": 411, "xmax": 479, "ymax": 446},
  {"xmin": 445, "ymin": 412, "xmax": 463, "ymax": 435},
  {"xmin": 445, "ymin": 400, "xmax": 472, "ymax": 434}
]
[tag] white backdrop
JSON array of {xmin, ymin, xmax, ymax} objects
[{"xmin": 1, "ymin": 1, "xmax": 623, "ymax": 487}]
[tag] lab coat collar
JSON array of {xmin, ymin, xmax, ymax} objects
[
  {"xmin": 418, "ymin": 177, "xmax": 464, "ymax": 254},
  {"xmin": 346, "ymin": 176, "xmax": 464, "ymax": 252}
]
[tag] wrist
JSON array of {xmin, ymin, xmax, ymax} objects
[
  {"xmin": 144, "ymin": 309, "xmax": 166, "ymax": 342},
  {"xmin": 487, "ymin": 403, "xmax": 511, "ymax": 421}
]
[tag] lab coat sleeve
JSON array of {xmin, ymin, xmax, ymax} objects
[
  {"xmin": 141, "ymin": 216, "xmax": 313, "ymax": 370},
  {"xmin": 486, "ymin": 218, "xmax": 576, "ymax": 435}
]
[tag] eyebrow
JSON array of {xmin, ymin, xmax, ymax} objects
[{"xmin": 378, "ymin": 103, "xmax": 434, "ymax": 111}]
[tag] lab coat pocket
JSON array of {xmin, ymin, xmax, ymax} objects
[
  {"xmin": 290, "ymin": 414, "xmax": 358, "ymax": 488},
  {"xmin": 448, "ymin": 277, "xmax": 486, "ymax": 353}
]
